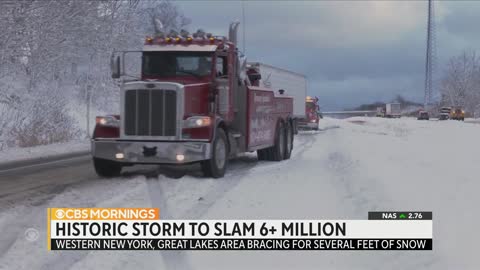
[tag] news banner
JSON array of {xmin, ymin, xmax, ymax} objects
[{"xmin": 47, "ymin": 208, "xmax": 432, "ymax": 251}]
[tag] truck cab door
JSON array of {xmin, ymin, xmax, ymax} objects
[{"xmin": 215, "ymin": 54, "xmax": 231, "ymax": 120}]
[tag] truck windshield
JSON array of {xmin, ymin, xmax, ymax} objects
[{"xmin": 142, "ymin": 51, "xmax": 213, "ymax": 77}]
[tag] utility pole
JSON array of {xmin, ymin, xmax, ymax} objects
[{"xmin": 424, "ymin": 0, "xmax": 436, "ymax": 109}]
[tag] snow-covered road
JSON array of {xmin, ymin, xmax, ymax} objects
[{"xmin": 0, "ymin": 117, "xmax": 478, "ymax": 270}]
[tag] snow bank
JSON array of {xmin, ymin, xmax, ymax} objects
[{"xmin": 0, "ymin": 140, "xmax": 89, "ymax": 164}]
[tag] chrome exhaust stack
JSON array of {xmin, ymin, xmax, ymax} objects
[{"xmin": 229, "ymin": 22, "xmax": 240, "ymax": 46}]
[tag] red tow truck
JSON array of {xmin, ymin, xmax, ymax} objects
[
  {"xmin": 298, "ymin": 96, "xmax": 320, "ymax": 130},
  {"xmin": 91, "ymin": 23, "xmax": 296, "ymax": 178}
]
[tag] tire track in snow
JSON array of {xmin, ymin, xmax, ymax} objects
[
  {"xmin": 145, "ymin": 173, "xmax": 194, "ymax": 270},
  {"xmin": 141, "ymin": 157, "xmax": 279, "ymax": 270},
  {"xmin": 140, "ymin": 130, "xmax": 326, "ymax": 270}
]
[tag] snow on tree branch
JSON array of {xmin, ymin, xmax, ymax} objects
[{"xmin": 0, "ymin": 0, "xmax": 190, "ymax": 149}]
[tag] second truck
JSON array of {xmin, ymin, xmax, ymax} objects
[
  {"xmin": 91, "ymin": 23, "xmax": 301, "ymax": 178},
  {"xmin": 298, "ymin": 96, "xmax": 320, "ymax": 131}
]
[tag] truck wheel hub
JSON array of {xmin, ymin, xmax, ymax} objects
[{"xmin": 215, "ymin": 139, "xmax": 226, "ymax": 169}]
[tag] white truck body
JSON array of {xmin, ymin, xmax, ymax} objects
[
  {"xmin": 386, "ymin": 103, "xmax": 401, "ymax": 118},
  {"xmin": 247, "ymin": 62, "xmax": 306, "ymax": 118}
]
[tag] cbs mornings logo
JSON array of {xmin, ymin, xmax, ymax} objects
[{"xmin": 50, "ymin": 208, "xmax": 159, "ymax": 220}]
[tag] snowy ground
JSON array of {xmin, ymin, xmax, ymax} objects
[{"xmin": 0, "ymin": 117, "xmax": 478, "ymax": 270}]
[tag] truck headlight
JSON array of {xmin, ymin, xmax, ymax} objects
[
  {"xmin": 184, "ymin": 116, "xmax": 212, "ymax": 128},
  {"xmin": 96, "ymin": 116, "xmax": 119, "ymax": 128},
  {"xmin": 176, "ymin": 154, "xmax": 185, "ymax": 162}
]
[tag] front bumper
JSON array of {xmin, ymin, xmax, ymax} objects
[{"xmin": 91, "ymin": 139, "xmax": 211, "ymax": 164}]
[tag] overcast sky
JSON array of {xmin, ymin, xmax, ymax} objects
[{"xmin": 175, "ymin": 1, "xmax": 480, "ymax": 110}]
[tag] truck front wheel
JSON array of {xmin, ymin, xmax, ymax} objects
[
  {"xmin": 201, "ymin": 128, "xmax": 228, "ymax": 178},
  {"xmin": 93, "ymin": 158, "xmax": 122, "ymax": 177}
]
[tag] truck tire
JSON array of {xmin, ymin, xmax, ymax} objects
[
  {"xmin": 201, "ymin": 128, "xmax": 228, "ymax": 178},
  {"xmin": 93, "ymin": 158, "xmax": 122, "ymax": 177},
  {"xmin": 271, "ymin": 122, "xmax": 285, "ymax": 161},
  {"xmin": 284, "ymin": 121, "xmax": 293, "ymax": 160}
]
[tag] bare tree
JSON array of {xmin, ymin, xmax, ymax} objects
[
  {"xmin": 440, "ymin": 50, "xmax": 480, "ymax": 116},
  {"xmin": 141, "ymin": 0, "xmax": 191, "ymax": 35}
]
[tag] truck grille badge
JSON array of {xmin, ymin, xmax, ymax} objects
[{"xmin": 142, "ymin": 146, "xmax": 157, "ymax": 157}]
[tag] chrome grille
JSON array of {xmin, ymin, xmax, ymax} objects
[{"xmin": 124, "ymin": 89, "xmax": 177, "ymax": 136}]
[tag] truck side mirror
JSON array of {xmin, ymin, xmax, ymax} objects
[{"xmin": 111, "ymin": 55, "xmax": 121, "ymax": 79}]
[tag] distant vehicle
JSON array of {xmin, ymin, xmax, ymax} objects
[
  {"xmin": 417, "ymin": 110, "xmax": 429, "ymax": 120},
  {"xmin": 450, "ymin": 107, "xmax": 465, "ymax": 121},
  {"xmin": 298, "ymin": 96, "xmax": 320, "ymax": 130},
  {"xmin": 439, "ymin": 107, "xmax": 451, "ymax": 120},
  {"xmin": 385, "ymin": 103, "xmax": 401, "ymax": 118},
  {"xmin": 376, "ymin": 106, "xmax": 385, "ymax": 117}
]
